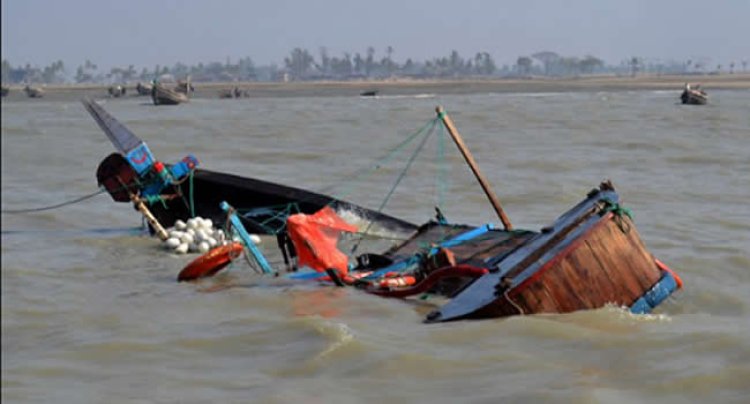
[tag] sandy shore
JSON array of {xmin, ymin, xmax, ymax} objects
[{"xmin": 3, "ymin": 74, "xmax": 749, "ymax": 100}]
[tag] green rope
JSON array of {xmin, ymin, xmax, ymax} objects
[
  {"xmin": 189, "ymin": 170, "xmax": 195, "ymax": 218},
  {"xmin": 351, "ymin": 120, "xmax": 437, "ymax": 254},
  {"xmin": 600, "ymin": 199, "xmax": 633, "ymax": 220},
  {"xmin": 600, "ymin": 199, "xmax": 633, "ymax": 233},
  {"xmin": 321, "ymin": 117, "xmax": 440, "ymax": 201}
]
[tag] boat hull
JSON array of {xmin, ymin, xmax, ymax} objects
[
  {"xmin": 680, "ymin": 90, "xmax": 707, "ymax": 105},
  {"xmin": 151, "ymin": 85, "xmax": 189, "ymax": 105},
  {"xmin": 427, "ymin": 182, "xmax": 671, "ymax": 322}
]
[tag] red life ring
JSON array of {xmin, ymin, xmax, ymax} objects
[{"xmin": 177, "ymin": 242, "xmax": 244, "ymax": 282}]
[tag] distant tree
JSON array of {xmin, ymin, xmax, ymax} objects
[
  {"xmin": 743, "ymin": 60, "xmax": 748, "ymax": 72},
  {"xmin": 630, "ymin": 57, "xmax": 640, "ymax": 77},
  {"xmin": 76, "ymin": 59, "xmax": 97, "ymax": 83},
  {"xmin": 516, "ymin": 56, "xmax": 533, "ymax": 75},
  {"xmin": 351, "ymin": 53, "xmax": 362, "ymax": 75},
  {"xmin": 1, "ymin": 59, "xmax": 10, "ymax": 82},
  {"xmin": 385, "ymin": 45, "xmax": 394, "ymax": 76},
  {"xmin": 473, "ymin": 52, "xmax": 495, "ymax": 75},
  {"xmin": 729, "ymin": 62, "xmax": 735, "ymax": 74},
  {"xmin": 579, "ymin": 55, "xmax": 604, "ymax": 74},
  {"xmin": 284, "ymin": 48, "xmax": 315, "ymax": 79},
  {"xmin": 318, "ymin": 47, "xmax": 331, "ymax": 76},
  {"xmin": 532, "ymin": 51, "xmax": 559, "ymax": 75},
  {"xmin": 365, "ymin": 46, "xmax": 375, "ymax": 76}
]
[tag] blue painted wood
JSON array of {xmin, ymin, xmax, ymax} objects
[
  {"xmin": 361, "ymin": 223, "xmax": 496, "ymax": 281},
  {"xmin": 629, "ymin": 271, "xmax": 678, "ymax": 314},
  {"xmin": 220, "ymin": 201, "xmax": 274, "ymax": 274}
]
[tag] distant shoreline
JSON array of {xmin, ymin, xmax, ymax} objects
[{"xmin": 3, "ymin": 74, "xmax": 749, "ymax": 99}]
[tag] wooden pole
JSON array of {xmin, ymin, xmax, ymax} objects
[
  {"xmin": 131, "ymin": 194, "xmax": 170, "ymax": 240},
  {"xmin": 436, "ymin": 106, "xmax": 513, "ymax": 231}
]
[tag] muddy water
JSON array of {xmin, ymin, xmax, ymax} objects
[{"xmin": 2, "ymin": 88, "xmax": 749, "ymax": 403}]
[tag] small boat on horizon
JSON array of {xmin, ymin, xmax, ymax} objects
[
  {"xmin": 135, "ymin": 82, "xmax": 153, "ymax": 96},
  {"xmin": 360, "ymin": 90, "xmax": 379, "ymax": 97},
  {"xmin": 23, "ymin": 85, "xmax": 44, "ymax": 98},
  {"xmin": 108, "ymin": 85, "xmax": 127, "ymax": 98},
  {"xmin": 680, "ymin": 83, "xmax": 707, "ymax": 105},
  {"xmin": 151, "ymin": 82, "xmax": 189, "ymax": 105}
]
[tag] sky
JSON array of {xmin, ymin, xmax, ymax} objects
[{"xmin": 2, "ymin": 0, "xmax": 749, "ymax": 71}]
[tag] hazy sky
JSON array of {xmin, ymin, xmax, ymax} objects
[{"xmin": 2, "ymin": 0, "xmax": 748, "ymax": 71}]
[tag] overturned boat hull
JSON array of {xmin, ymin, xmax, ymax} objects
[{"xmin": 425, "ymin": 182, "xmax": 678, "ymax": 322}]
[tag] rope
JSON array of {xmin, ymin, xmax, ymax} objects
[
  {"xmin": 189, "ymin": 170, "xmax": 195, "ymax": 218},
  {"xmin": 320, "ymin": 117, "xmax": 440, "ymax": 201},
  {"xmin": 351, "ymin": 120, "xmax": 437, "ymax": 254},
  {"xmin": 600, "ymin": 199, "xmax": 633, "ymax": 233},
  {"xmin": 1, "ymin": 188, "xmax": 106, "ymax": 214}
]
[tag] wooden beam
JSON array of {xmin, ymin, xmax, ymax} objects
[{"xmin": 436, "ymin": 106, "xmax": 513, "ymax": 231}]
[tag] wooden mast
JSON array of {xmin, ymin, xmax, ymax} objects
[{"xmin": 436, "ymin": 106, "xmax": 513, "ymax": 231}]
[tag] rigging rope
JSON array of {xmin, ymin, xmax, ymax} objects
[
  {"xmin": 1, "ymin": 188, "xmax": 107, "ymax": 214},
  {"xmin": 350, "ymin": 119, "xmax": 438, "ymax": 254}
]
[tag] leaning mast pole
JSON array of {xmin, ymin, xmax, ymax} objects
[{"xmin": 436, "ymin": 106, "xmax": 513, "ymax": 231}]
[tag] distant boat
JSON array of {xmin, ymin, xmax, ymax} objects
[
  {"xmin": 218, "ymin": 86, "xmax": 248, "ymax": 98},
  {"xmin": 1, "ymin": 86, "xmax": 8, "ymax": 97},
  {"xmin": 135, "ymin": 82, "xmax": 153, "ymax": 96},
  {"xmin": 360, "ymin": 90, "xmax": 379, "ymax": 97},
  {"xmin": 174, "ymin": 76, "xmax": 194, "ymax": 95},
  {"xmin": 151, "ymin": 83, "xmax": 189, "ymax": 105},
  {"xmin": 108, "ymin": 85, "xmax": 127, "ymax": 98},
  {"xmin": 23, "ymin": 85, "xmax": 44, "ymax": 98},
  {"xmin": 680, "ymin": 83, "xmax": 707, "ymax": 105}
]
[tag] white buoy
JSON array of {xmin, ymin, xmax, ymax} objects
[
  {"xmin": 180, "ymin": 233, "xmax": 194, "ymax": 245},
  {"xmin": 165, "ymin": 237, "xmax": 181, "ymax": 249},
  {"xmin": 175, "ymin": 243, "xmax": 189, "ymax": 254},
  {"xmin": 250, "ymin": 234, "xmax": 261, "ymax": 244},
  {"xmin": 174, "ymin": 219, "xmax": 187, "ymax": 230},
  {"xmin": 198, "ymin": 241, "xmax": 210, "ymax": 253},
  {"xmin": 169, "ymin": 230, "xmax": 184, "ymax": 240},
  {"xmin": 203, "ymin": 218, "xmax": 213, "ymax": 229}
]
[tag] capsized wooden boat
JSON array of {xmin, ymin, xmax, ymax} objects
[
  {"xmin": 306, "ymin": 108, "xmax": 681, "ymax": 321},
  {"xmin": 83, "ymin": 98, "xmax": 681, "ymax": 321},
  {"xmin": 151, "ymin": 83, "xmax": 189, "ymax": 105},
  {"xmin": 680, "ymin": 83, "xmax": 707, "ymax": 105},
  {"xmin": 83, "ymin": 98, "xmax": 417, "ymax": 236},
  {"xmin": 219, "ymin": 107, "xmax": 682, "ymax": 321},
  {"xmin": 219, "ymin": 87, "xmax": 248, "ymax": 98}
]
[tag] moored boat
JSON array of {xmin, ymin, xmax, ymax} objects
[
  {"xmin": 680, "ymin": 83, "xmax": 707, "ymax": 105},
  {"xmin": 135, "ymin": 82, "xmax": 153, "ymax": 96},
  {"xmin": 108, "ymin": 85, "xmax": 127, "ymax": 98},
  {"xmin": 23, "ymin": 85, "xmax": 44, "ymax": 98},
  {"xmin": 151, "ymin": 83, "xmax": 189, "ymax": 105}
]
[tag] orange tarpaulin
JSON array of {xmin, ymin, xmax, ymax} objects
[{"xmin": 286, "ymin": 207, "xmax": 358, "ymax": 276}]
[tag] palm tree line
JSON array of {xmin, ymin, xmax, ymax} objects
[{"xmin": 2, "ymin": 47, "xmax": 747, "ymax": 85}]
